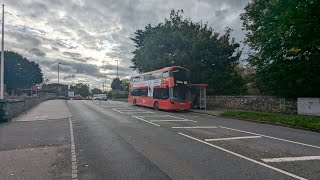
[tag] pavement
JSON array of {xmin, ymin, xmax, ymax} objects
[{"xmin": 1, "ymin": 99, "xmax": 320, "ymax": 180}]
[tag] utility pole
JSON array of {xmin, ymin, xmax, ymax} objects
[{"xmin": 0, "ymin": 4, "xmax": 4, "ymax": 99}]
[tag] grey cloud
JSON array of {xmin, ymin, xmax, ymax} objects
[
  {"xmin": 63, "ymin": 51, "xmax": 82, "ymax": 58},
  {"xmin": 28, "ymin": 47, "xmax": 46, "ymax": 57}
]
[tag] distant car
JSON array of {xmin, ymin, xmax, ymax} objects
[
  {"xmin": 74, "ymin": 94, "xmax": 83, "ymax": 100},
  {"xmin": 93, "ymin": 94, "xmax": 108, "ymax": 101}
]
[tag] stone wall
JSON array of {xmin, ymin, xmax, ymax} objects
[
  {"xmin": 0, "ymin": 95, "xmax": 56, "ymax": 122},
  {"xmin": 207, "ymin": 96, "xmax": 297, "ymax": 114}
]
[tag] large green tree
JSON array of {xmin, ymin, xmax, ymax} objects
[
  {"xmin": 131, "ymin": 10, "xmax": 245, "ymax": 95},
  {"xmin": 91, "ymin": 88, "xmax": 103, "ymax": 94},
  {"xmin": 73, "ymin": 83, "xmax": 90, "ymax": 97},
  {"xmin": 2, "ymin": 51, "xmax": 43, "ymax": 94},
  {"xmin": 111, "ymin": 78, "xmax": 122, "ymax": 90},
  {"xmin": 241, "ymin": 0, "xmax": 320, "ymax": 97}
]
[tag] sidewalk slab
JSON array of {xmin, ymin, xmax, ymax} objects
[
  {"xmin": 190, "ymin": 109, "xmax": 225, "ymax": 116},
  {"xmin": 14, "ymin": 100, "xmax": 72, "ymax": 121}
]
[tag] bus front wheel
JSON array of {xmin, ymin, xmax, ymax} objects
[{"xmin": 154, "ymin": 101, "xmax": 159, "ymax": 110}]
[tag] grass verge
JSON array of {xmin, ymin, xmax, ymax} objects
[
  {"xmin": 222, "ymin": 111, "xmax": 320, "ymax": 132},
  {"xmin": 112, "ymin": 98, "xmax": 128, "ymax": 102}
]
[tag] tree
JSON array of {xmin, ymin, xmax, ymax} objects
[
  {"xmin": 120, "ymin": 79, "xmax": 130, "ymax": 91},
  {"xmin": 73, "ymin": 83, "xmax": 90, "ymax": 97},
  {"xmin": 131, "ymin": 10, "xmax": 245, "ymax": 95},
  {"xmin": 241, "ymin": 0, "xmax": 320, "ymax": 97},
  {"xmin": 111, "ymin": 78, "xmax": 122, "ymax": 90},
  {"xmin": 2, "ymin": 51, "xmax": 43, "ymax": 94},
  {"xmin": 91, "ymin": 88, "xmax": 102, "ymax": 94}
]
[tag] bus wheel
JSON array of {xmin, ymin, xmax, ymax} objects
[
  {"xmin": 154, "ymin": 101, "xmax": 159, "ymax": 110},
  {"xmin": 133, "ymin": 99, "xmax": 137, "ymax": 106}
]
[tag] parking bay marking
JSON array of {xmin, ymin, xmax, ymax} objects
[
  {"xmin": 262, "ymin": 156, "xmax": 320, "ymax": 163},
  {"xmin": 132, "ymin": 116, "xmax": 160, "ymax": 127},
  {"xmin": 172, "ymin": 126, "xmax": 217, "ymax": 129},
  {"xmin": 178, "ymin": 132, "xmax": 307, "ymax": 180},
  {"xmin": 220, "ymin": 126, "xmax": 320, "ymax": 149},
  {"xmin": 205, "ymin": 136, "xmax": 262, "ymax": 141},
  {"xmin": 150, "ymin": 119, "xmax": 197, "ymax": 122}
]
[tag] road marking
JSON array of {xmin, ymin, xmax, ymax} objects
[
  {"xmin": 115, "ymin": 110, "xmax": 148, "ymax": 112},
  {"xmin": 101, "ymin": 105, "xmax": 131, "ymax": 108},
  {"xmin": 132, "ymin": 116, "xmax": 160, "ymax": 127},
  {"xmin": 172, "ymin": 126, "xmax": 217, "ymax": 129},
  {"xmin": 220, "ymin": 126, "xmax": 320, "ymax": 149},
  {"xmin": 136, "ymin": 115, "xmax": 170, "ymax": 118},
  {"xmin": 112, "ymin": 109, "xmax": 124, "ymax": 114},
  {"xmin": 178, "ymin": 132, "xmax": 307, "ymax": 180},
  {"xmin": 262, "ymin": 156, "xmax": 320, "ymax": 163},
  {"xmin": 69, "ymin": 118, "xmax": 78, "ymax": 180},
  {"xmin": 150, "ymin": 119, "xmax": 197, "ymax": 122},
  {"xmin": 205, "ymin": 136, "xmax": 262, "ymax": 141},
  {"xmin": 124, "ymin": 111, "xmax": 155, "ymax": 114}
]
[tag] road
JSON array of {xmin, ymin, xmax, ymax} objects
[{"xmin": 1, "ymin": 100, "xmax": 320, "ymax": 180}]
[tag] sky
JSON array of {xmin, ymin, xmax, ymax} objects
[{"xmin": 2, "ymin": 0, "xmax": 249, "ymax": 90}]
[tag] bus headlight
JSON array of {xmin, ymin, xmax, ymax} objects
[{"xmin": 170, "ymin": 99, "xmax": 174, "ymax": 104}]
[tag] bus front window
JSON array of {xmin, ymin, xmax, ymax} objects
[{"xmin": 172, "ymin": 68, "xmax": 190, "ymax": 102}]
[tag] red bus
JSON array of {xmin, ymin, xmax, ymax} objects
[{"xmin": 128, "ymin": 66, "xmax": 191, "ymax": 110}]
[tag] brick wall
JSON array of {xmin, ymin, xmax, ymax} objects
[{"xmin": 207, "ymin": 96, "xmax": 297, "ymax": 114}]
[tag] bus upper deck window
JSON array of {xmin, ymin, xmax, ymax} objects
[{"xmin": 163, "ymin": 71, "xmax": 169, "ymax": 78}]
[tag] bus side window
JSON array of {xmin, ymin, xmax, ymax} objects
[
  {"xmin": 153, "ymin": 88, "xmax": 169, "ymax": 99},
  {"xmin": 141, "ymin": 89, "xmax": 148, "ymax": 96},
  {"xmin": 131, "ymin": 89, "xmax": 142, "ymax": 96},
  {"xmin": 162, "ymin": 71, "xmax": 170, "ymax": 78},
  {"xmin": 154, "ymin": 73, "xmax": 162, "ymax": 79},
  {"xmin": 144, "ymin": 74, "xmax": 151, "ymax": 80}
]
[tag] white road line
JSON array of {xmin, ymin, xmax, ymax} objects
[
  {"xmin": 132, "ymin": 116, "xmax": 160, "ymax": 127},
  {"xmin": 172, "ymin": 126, "xmax": 217, "ymax": 129},
  {"xmin": 69, "ymin": 118, "xmax": 78, "ymax": 180},
  {"xmin": 262, "ymin": 156, "xmax": 320, "ymax": 163},
  {"xmin": 220, "ymin": 126, "xmax": 320, "ymax": 149},
  {"xmin": 115, "ymin": 110, "xmax": 148, "ymax": 112},
  {"xmin": 124, "ymin": 111, "xmax": 155, "ymax": 114},
  {"xmin": 150, "ymin": 120, "xmax": 197, "ymax": 122},
  {"xmin": 136, "ymin": 115, "xmax": 170, "ymax": 118},
  {"xmin": 205, "ymin": 136, "xmax": 262, "ymax": 141},
  {"xmin": 166, "ymin": 115, "xmax": 187, "ymax": 120},
  {"xmin": 178, "ymin": 132, "xmax": 307, "ymax": 180},
  {"xmin": 112, "ymin": 109, "xmax": 125, "ymax": 114}
]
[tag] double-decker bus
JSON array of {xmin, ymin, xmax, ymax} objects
[{"xmin": 128, "ymin": 66, "xmax": 191, "ymax": 110}]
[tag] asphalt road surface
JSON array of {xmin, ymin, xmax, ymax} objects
[{"xmin": 1, "ymin": 100, "xmax": 320, "ymax": 180}]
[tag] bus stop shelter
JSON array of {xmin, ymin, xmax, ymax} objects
[{"xmin": 191, "ymin": 84, "xmax": 208, "ymax": 110}]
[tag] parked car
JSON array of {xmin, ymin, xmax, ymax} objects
[
  {"xmin": 93, "ymin": 94, "xmax": 108, "ymax": 101},
  {"xmin": 74, "ymin": 94, "xmax": 83, "ymax": 100}
]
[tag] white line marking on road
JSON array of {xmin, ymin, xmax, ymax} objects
[
  {"xmin": 112, "ymin": 109, "xmax": 124, "ymax": 114},
  {"xmin": 132, "ymin": 116, "xmax": 160, "ymax": 127},
  {"xmin": 150, "ymin": 119, "xmax": 197, "ymax": 122},
  {"xmin": 205, "ymin": 136, "xmax": 262, "ymax": 141},
  {"xmin": 69, "ymin": 118, "xmax": 78, "ymax": 180},
  {"xmin": 124, "ymin": 111, "xmax": 155, "ymax": 114},
  {"xmin": 220, "ymin": 126, "xmax": 320, "ymax": 149},
  {"xmin": 172, "ymin": 126, "xmax": 217, "ymax": 129},
  {"xmin": 166, "ymin": 115, "xmax": 187, "ymax": 120},
  {"xmin": 262, "ymin": 156, "xmax": 320, "ymax": 163},
  {"xmin": 115, "ymin": 110, "xmax": 148, "ymax": 112},
  {"xmin": 178, "ymin": 132, "xmax": 307, "ymax": 180},
  {"xmin": 136, "ymin": 115, "xmax": 170, "ymax": 118}
]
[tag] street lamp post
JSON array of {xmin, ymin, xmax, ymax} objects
[
  {"xmin": 115, "ymin": 60, "xmax": 118, "ymax": 78},
  {"xmin": 104, "ymin": 76, "xmax": 107, "ymax": 93},
  {"xmin": 0, "ymin": 4, "xmax": 4, "ymax": 100},
  {"xmin": 58, "ymin": 63, "xmax": 61, "ymax": 84}
]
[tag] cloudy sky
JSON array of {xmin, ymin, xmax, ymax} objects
[{"xmin": 2, "ymin": 0, "xmax": 249, "ymax": 90}]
